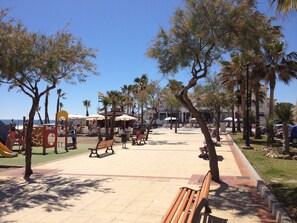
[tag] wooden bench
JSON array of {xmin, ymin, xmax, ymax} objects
[
  {"xmin": 161, "ymin": 171, "xmax": 213, "ymax": 223},
  {"xmin": 88, "ymin": 139, "xmax": 114, "ymax": 158},
  {"xmin": 131, "ymin": 134, "xmax": 146, "ymax": 145}
]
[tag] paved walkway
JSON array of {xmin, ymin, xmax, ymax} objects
[{"xmin": 0, "ymin": 127, "xmax": 276, "ymax": 223}]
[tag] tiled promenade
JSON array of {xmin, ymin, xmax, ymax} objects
[{"xmin": 0, "ymin": 127, "xmax": 277, "ymax": 223}]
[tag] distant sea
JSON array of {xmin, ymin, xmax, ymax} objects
[{"xmin": 1, "ymin": 119, "xmax": 54, "ymax": 126}]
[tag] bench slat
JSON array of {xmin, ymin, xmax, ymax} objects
[
  {"xmin": 180, "ymin": 189, "xmax": 197, "ymax": 223},
  {"xmin": 164, "ymin": 188, "xmax": 187, "ymax": 223},
  {"xmin": 161, "ymin": 171, "xmax": 212, "ymax": 223}
]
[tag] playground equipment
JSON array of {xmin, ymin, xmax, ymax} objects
[
  {"xmin": 0, "ymin": 141, "xmax": 17, "ymax": 158},
  {"xmin": 29, "ymin": 110, "xmax": 69, "ymax": 155}
]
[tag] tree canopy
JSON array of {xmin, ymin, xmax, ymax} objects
[{"xmin": 0, "ymin": 10, "xmax": 98, "ymax": 176}]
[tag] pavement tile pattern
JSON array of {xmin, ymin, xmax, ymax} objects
[{"xmin": 0, "ymin": 127, "xmax": 277, "ymax": 223}]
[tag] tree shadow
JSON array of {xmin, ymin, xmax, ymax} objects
[
  {"xmin": 176, "ymin": 132, "xmax": 199, "ymax": 135},
  {"xmin": 147, "ymin": 140, "xmax": 188, "ymax": 145},
  {"xmin": 209, "ymin": 182, "xmax": 273, "ymax": 220},
  {"xmin": 0, "ymin": 175, "xmax": 113, "ymax": 218}
]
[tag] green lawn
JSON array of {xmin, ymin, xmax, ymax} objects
[
  {"xmin": 231, "ymin": 134, "xmax": 297, "ymax": 220},
  {"xmin": 0, "ymin": 143, "xmax": 94, "ymax": 167}
]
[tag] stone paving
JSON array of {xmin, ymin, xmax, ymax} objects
[{"xmin": 0, "ymin": 127, "xmax": 277, "ymax": 223}]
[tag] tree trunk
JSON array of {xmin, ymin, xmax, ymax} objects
[
  {"xmin": 25, "ymin": 96, "xmax": 40, "ymax": 177},
  {"xmin": 175, "ymin": 110, "xmax": 178, "ymax": 133},
  {"xmin": 44, "ymin": 86, "xmax": 50, "ymax": 124},
  {"xmin": 109, "ymin": 105, "xmax": 116, "ymax": 139},
  {"xmin": 170, "ymin": 106, "xmax": 173, "ymax": 130},
  {"xmin": 104, "ymin": 107, "xmax": 109, "ymax": 140},
  {"xmin": 269, "ymin": 82, "xmax": 275, "ymax": 116},
  {"xmin": 141, "ymin": 101, "xmax": 144, "ymax": 127},
  {"xmin": 56, "ymin": 96, "xmax": 60, "ymax": 115},
  {"xmin": 215, "ymin": 108, "xmax": 221, "ymax": 142},
  {"xmin": 236, "ymin": 109, "xmax": 241, "ymax": 132},
  {"xmin": 177, "ymin": 90, "xmax": 220, "ymax": 182},
  {"xmin": 98, "ymin": 127, "xmax": 103, "ymax": 142},
  {"xmin": 231, "ymin": 103, "xmax": 236, "ymax": 134},
  {"xmin": 254, "ymin": 86, "xmax": 261, "ymax": 139},
  {"xmin": 37, "ymin": 110, "xmax": 43, "ymax": 125},
  {"xmin": 240, "ymin": 87, "xmax": 246, "ymax": 140},
  {"xmin": 283, "ymin": 121, "xmax": 290, "ymax": 153}
]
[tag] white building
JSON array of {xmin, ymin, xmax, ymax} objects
[{"xmin": 146, "ymin": 85, "xmax": 275, "ymax": 126}]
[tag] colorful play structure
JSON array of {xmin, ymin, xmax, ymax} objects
[
  {"xmin": 0, "ymin": 120, "xmax": 17, "ymax": 157},
  {"xmin": 30, "ymin": 110, "xmax": 69, "ymax": 155},
  {"xmin": 0, "ymin": 141, "xmax": 17, "ymax": 157},
  {"xmin": 0, "ymin": 110, "xmax": 71, "ymax": 157}
]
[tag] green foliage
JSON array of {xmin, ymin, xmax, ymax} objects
[
  {"xmin": 274, "ymin": 102, "xmax": 294, "ymax": 123},
  {"xmin": 270, "ymin": 0, "xmax": 297, "ymax": 14}
]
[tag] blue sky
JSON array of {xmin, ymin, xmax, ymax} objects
[{"xmin": 0, "ymin": 0, "xmax": 296, "ymax": 120}]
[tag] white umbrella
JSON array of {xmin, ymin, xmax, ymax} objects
[
  {"xmin": 115, "ymin": 114, "xmax": 137, "ymax": 130},
  {"xmin": 85, "ymin": 114, "xmax": 105, "ymax": 121},
  {"xmin": 224, "ymin": 117, "xmax": 237, "ymax": 122},
  {"xmin": 68, "ymin": 114, "xmax": 85, "ymax": 120},
  {"xmin": 164, "ymin": 117, "xmax": 177, "ymax": 121},
  {"xmin": 115, "ymin": 114, "xmax": 137, "ymax": 121}
]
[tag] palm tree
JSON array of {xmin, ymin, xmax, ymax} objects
[
  {"xmin": 264, "ymin": 40, "xmax": 297, "ymax": 116},
  {"xmin": 101, "ymin": 97, "xmax": 111, "ymax": 140},
  {"xmin": 121, "ymin": 84, "xmax": 134, "ymax": 113},
  {"xmin": 250, "ymin": 61, "xmax": 267, "ymax": 139},
  {"xmin": 56, "ymin": 88, "xmax": 66, "ymax": 114},
  {"xmin": 274, "ymin": 102, "xmax": 294, "ymax": 153},
  {"xmin": 83, "ymin": 100, "xmax": 91, "ymax": 116},
  {"xmin": 107, "ymin": 90, "xmax": 121, "ymax": 139},
  {"xmin": 134, "ymin": 74, "xmax": 148, "ymax": 126},
  {"xmin": 220, "ymin": 54, "xmax": 246, "ymax": 134},
  {"xmin": 167, "ymin": 79, "xmax": 183, "ymax": 133},
  {"xmin": 270, "ymin": 0, "xmax": 297, "ymax": 13}
]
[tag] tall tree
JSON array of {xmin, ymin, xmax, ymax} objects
[
  {"xmin": 134, "ymin": 74, "xmax": 148, "ymax": 126},
  {"xmin": 167, "ymin": 79, "xmax": 183, "ymax": 133},
  {"xmin": 107, "ymin": 90, "xmax": 121, "ymax": 139},
  {"xmin": 44, "ymin": 85, "xmax": 50, "ymax": 123},
  {"xmin": 264, "ymin": 40, "xmax": 297, "ymax": 116},
  {"xmin": 270, "ymin": 0, "xmax": 297, "ymax": 13},
  {"xmin": 274, "ymin": 102, "xmax": 294, "ymax": 153},
  {"xmin": 56, "ymin": 88, "xmax": 66, "ymax": 114},
  {"xmin": 0, "ymin": 20, "xmax": 98, "ymax": 176},
  {"xmin": 249, "ymin": 62, "xmax": 267, "ymax": 139},
  {"xmin": 196, "ymin": 75, "xmax": 229, "ymax": 141},
  {"xmin": 121, "ymin": 84, "xmax": 134, "ymax": 113},
  {"xmin": 147, "ymin": 0, "xmax": 269, "ymax": 182},
  {"xmin": 101, "ymin": 96, "xmax": 111, "ymax": 139},
  {"xmin": 83, "ymin": 100, "xmax": 91, "ymax": 117},
  {"xmin": 220, "ymin": 55, "xmax": 247, "ymax": 136},
  {"xmin": 144, "ymin": 80, "xmax": 161, "ymax": 140}
]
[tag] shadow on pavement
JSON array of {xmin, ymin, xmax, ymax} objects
[
  {"xmin": 210, "ymin": 182, "xmax": 274, "ymax": 221},
  {"xmin": 147, "ymin": 140, "xmax": 188, "ymax": 145},
  {"xmin": 0, "ymin": 175, "xmax": 113, "ymax": 218}
]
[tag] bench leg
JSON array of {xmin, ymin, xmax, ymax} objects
[{"xmin": 105, "ymin": 146, "xmax": 114, "ymax": 154}]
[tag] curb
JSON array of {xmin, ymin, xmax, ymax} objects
[{"xmin": 226, "ymin": 134, "xmax": 293, "ymax": 223}]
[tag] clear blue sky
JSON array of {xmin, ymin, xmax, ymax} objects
[{"xmin": 0, "ymin": 0, "xmax": 296, "ymax": 120}]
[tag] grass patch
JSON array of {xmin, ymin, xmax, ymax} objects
[
  {"xmin": 231, "ymin": 133, "xmax": 297, "ymax": 220},
  {"xmin": 0, "ymin": 143, "xmax": 94, "ymax": 168}
]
